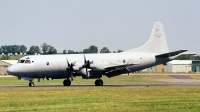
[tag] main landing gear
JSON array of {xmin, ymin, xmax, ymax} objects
[
  {"xmin": 62, "ymin": 78, "xmax": 103, "ymax": 86},
  {"xmin": 29, "ymin": 80, "xmax": 34, "ymax": 87},
  {"xmin": 95, "ymin": 79, "xmax": 103, "ymax": 86},
  {"xmin": 63, "ymin": 79, "xmax": 71, "ymax": 86}
]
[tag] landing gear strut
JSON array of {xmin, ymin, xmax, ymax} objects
[
  {"xmin": 63, "ymin": 79, "xmax": 71, "ymax": 86},
  {"xmin": 29, "ymin": 80, "xmax": 34, "ymax": 87},
  {"xmin": 95, "ymin": 79, "xmax": 103, "ymax": 86}
]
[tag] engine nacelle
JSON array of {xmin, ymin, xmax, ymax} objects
[
  {"xmin": 18, "ymin": 76, "xmax": 34, "ymax": 81},
  {"xmin": 79, "ymin": 69, "xmax": 102, "ymax": 79},
  {"xmin": 90, "ymin": 61, "xmax": 109, "ymax": 71}
]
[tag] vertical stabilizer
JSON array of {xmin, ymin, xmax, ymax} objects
[{"xmin": 123, "ymin": 21, "xmax": 169, "ymax": 53}]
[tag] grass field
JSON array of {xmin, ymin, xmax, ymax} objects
[
  {"xmin": 1, "ymin": 74, "xmax": 200, "ymax": 86},
  {"xmin": 0, "ymin": 75, "xmax": 174, "ymax": 85},
  {"xmin": 0, "ymin": 87, "xmax": 200, "ymax": 111},
  {"xmin": 1, "ymin": 75, "xmax": 200, "ymax": 112},
  {"xmin": 0, "ymin": 55, "xmax": 23, "ymax": 60}
]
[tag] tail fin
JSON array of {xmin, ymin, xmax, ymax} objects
[{"xmin": 123, "ymin": 21, "xmax": 169, "ymax": 53}]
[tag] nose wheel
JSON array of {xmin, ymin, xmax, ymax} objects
[
  {"xmin": 95, "ymin": 79, "xmax": 103, "ymax": 86},
  {"xmin": 63, "ymin": 79, "xmax": 71, "ymax": 86},
  {"xmin": 29, "ymin": 81, "xmax": 34, "ymax": 87}
]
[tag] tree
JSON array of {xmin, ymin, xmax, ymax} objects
[
  {"xmin": 41, "ymin": 43, "xmax": 49, "ymax": 55},
  {"xmin": 3, "ymin": 45, "xmax": 8, "ymax": 54},
  {"xmin": 67, "ymin": 50, "xmax": 82, "ymax": 54},
  {"xmin": 48, "ymin": 46, "xmax": 57, "ymax": 54},
  {"xmin": 20, "ymin": 45, "xmax": 27, "ymax": 53},
  {"xmin": 0, "ymin": 46, "xmax": 4, "ymax": 54},
  {"xmin": 67, "ymin": 50, "xmax": 75, "ymax": 54},
  {"xmin": 7, "ymin": 45, "xmax": 12, "ymax": 54},
  {"xmin": 100, "ymin": 47, "xmax": 110, "ymax": 53},
  {"xmin": 27, "ymin": 46, "xmax": 41, "ymax": 55},
  {"xmin": 175, "ymin": 55, "xmax": 200, "ymax": 60},
  {"xmin": 89, "ymin": 45, "xmax": 98, "ymax": 53},
  {"xmin": 63, "ymin": 50, "xmax": 67, "ymax": 54},
  {"xmin": 117, "ymin": 50, "xmax": 123, "ymax": 53},
  {"xmin": 0, "ymin": 45, "xmax": 28, "ymax": 54},
  {"xmin": 28, "ymin": 46, "xmax": 36, "ymax": 54},
  {"xmin": 40, "ymin": 43, "xmax": 57, "ymax": 54},
  {"xmin": 34, "ymin": 46, "xmax": 40, "ymax": 53},
  {"xmin": 83, "ymin": 45, "xmax": 98, "ymax": 53},
  {"xmin": 13, "ymin": 45, "xmax": 20, "ymax": 53}
]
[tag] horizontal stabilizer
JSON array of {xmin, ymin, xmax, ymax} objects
[{"xmin": 156, "ymin": 50, "xmax": 187, "ymax": 57}]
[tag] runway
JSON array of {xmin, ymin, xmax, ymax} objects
[{"xmin": 0, "ymin": 83, "xmax": 200, "ymax": 88}]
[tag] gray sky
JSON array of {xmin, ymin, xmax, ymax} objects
[{"xmin": 0, "ymin": 0, "xmax": 200, "ymax": 54}]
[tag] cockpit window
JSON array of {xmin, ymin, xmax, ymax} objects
[
  {"xmin": 25, "ymin": 60, "xmax": 31, "ymax": 64},
  {"xmin": 18, "ymin": 60, "xmax": 25, "ymax": 63}
]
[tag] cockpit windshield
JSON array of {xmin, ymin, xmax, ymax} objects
[
  {"xmin": 18, "ymin": 60, "xmax": 25, "ymax": 63},
  {"xmin": 25, "ymin": 60, "xmax": 31, "ymax": 64},
  {"xmin": 18, "ymin": 60, "xmax": 32, "ymax": 64}
]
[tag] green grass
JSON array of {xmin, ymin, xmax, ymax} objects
[
  {"xmin": 0, "ymin": 75, "xmax": 170, "ymax": 85},
  {"xmin": 8, "ymin": 56, "xmax": 23, "ymax": 60},
  {"xmin": 0, "ymin": 55, "xmax": 23, "ymax": 60},
  {"xmin": 0, "ymin": 87, "xmax": 200, "ymax": 112},
  {"xmin": 1, "ymin": 75, "xmax": 200, "ymax": 86},
  {"xmin": 1, "ymin": 75, "xmax": 200, "ymax": 111}
]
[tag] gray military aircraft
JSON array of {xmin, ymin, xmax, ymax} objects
[{"xmin": 7, "ymin": 21, "xmax": 187, "ymax": 87}]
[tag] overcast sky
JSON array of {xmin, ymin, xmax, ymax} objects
[{"xmin": 0, "ymin": 0, "xmax": 200, "ymax": 54}]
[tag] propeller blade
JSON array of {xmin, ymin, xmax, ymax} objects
[
  {"xmin": 70, "ymin": 72, "xmax": 73, "ymax": 81},
  {"xmin": 66, "ymin": 57, "xmax": 74, "ymax": 81},
  {"xmin": 66, "ymin": 58, "xmax": 70, "ymax": 67},
  {"xmin": 84, "ymin": 54, "xmax": 86, "ymax": 63},
  {"xmin": 85, "ymin": 68, "xmax": 90, "ymax": 79},
  {"xmin": 86, "ymin": 68, "xmax": 88, "ymax": 78}
]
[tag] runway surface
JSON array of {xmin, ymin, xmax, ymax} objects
[{"xmin": 0, "ymin": 83, "xmax": 200, "ymax": 88}]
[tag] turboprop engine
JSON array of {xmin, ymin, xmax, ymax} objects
[{"xmin": 79, "ymin": 68, "xmax": 102, "ymax": 79}]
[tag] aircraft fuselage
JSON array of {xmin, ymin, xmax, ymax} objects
[{"xmin": 7, "ymin": 53, "xmax": 170, "ymax": 79}]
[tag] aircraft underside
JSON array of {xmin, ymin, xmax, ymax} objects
[{"xmin": 20, "ymin": 68, "xmax": 131, "ymax": 87}]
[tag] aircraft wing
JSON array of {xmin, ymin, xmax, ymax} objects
[
  {"xmin": 155, "ymin": 50, "xmax": 187, "ymax": 58},
  {"xmin": 105, "ymin": 62, "xmax": 139, "ymax": 70}
]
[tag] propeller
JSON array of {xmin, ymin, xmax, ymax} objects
[
  {"xmin": 66, "ymin": 58, "xmax": 75, "ymax": 81},
  {"xmin": 79, "ymin": 54, "xmax": 93, "ymax": 78}
]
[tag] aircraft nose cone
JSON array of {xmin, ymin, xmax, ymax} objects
[
  {"xmin": 7, "ymin": 65, "xmax": 20, "ymax": 75},
  {"xmin": 7, "ymin": 66, "xmax": 13, "ymax": 75}
]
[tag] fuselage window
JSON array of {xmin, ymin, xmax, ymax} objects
[
  {"xmin": 25, "ymin": 60, "xmax": 31, "ymax": 64},
  {"xmin": 18, "ymin": 60, "xmax": 25, "ymax": 63},
  {"xmin": 47, "ymin": 62, "xmax": 49, "ymax": 65}
]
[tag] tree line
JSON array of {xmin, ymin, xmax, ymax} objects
[
  {"xmin": 63, "ymin": 45, "xmax": 123, "ymax": 54},
  {"xmin": 175, "ymin": 55, "xmax": 200, "ymax": 60},
  {"xmin": 0, "ymin": 43, "xmax": 123, "ymax": 55},
  {"xmin": 0, "ymin": 44, "xmax": 199, "ymax": 60},
  {"xmin": 0, "ymin": 45, "xmax": 27, "ymax": 54}
]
